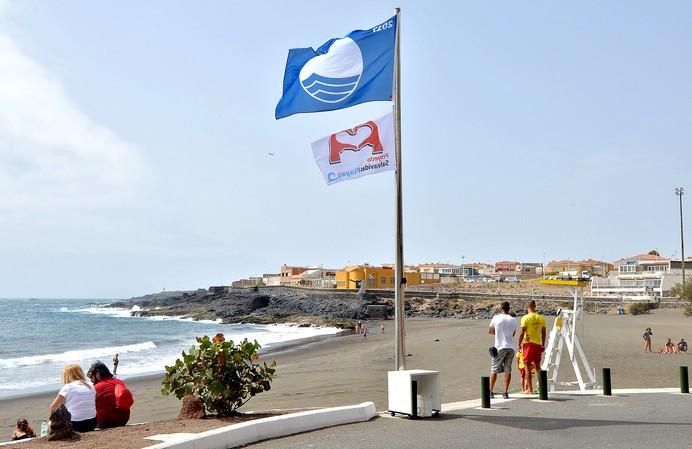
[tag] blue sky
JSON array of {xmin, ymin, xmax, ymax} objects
[{"xmin": 0, "ymin": 1, "xmax": 690, "ymax": 298}]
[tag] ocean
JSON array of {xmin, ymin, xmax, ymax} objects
[{"xmin": 0, "ymin": 298, "xmax": 340, "ymax": 399}]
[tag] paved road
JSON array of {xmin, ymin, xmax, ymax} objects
[{"xmin": 246, "ymin": 391, "xmax": 692, "ymax": 449}]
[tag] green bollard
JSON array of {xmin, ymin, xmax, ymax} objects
[
  {"xmin": 481, "ymin": 376, "xmax": 491, "ymax": 408},
  {"xmin": 539, "ymin": 370, "xmax": 548, "ymax": 400},
  {"xmin": 602, "ymin": 368, "xmax": 612, "ymax": 396},
  {"xmin": 680, "ymin": 366, "xmax": 689, "ymax": 394}
]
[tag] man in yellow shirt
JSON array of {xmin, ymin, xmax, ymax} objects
[{"xmin": 517, "ymin": 300, "xmax": 546, "ymax": 394}]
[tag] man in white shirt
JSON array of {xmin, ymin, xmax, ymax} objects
[{"xmin": 488, "ymin": 301, "xmax": 518, "ymax": 399}]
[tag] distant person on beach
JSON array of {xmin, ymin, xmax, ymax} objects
[
  {"xmin": 11, "ymin": 418, "xmax": 36, "ymax": 440},
  {"xmin": 87, "ymin": 361, "xmax": 134, "ymax": 428},
  {"xmin": 112, "ymin": 354, "xmax": 119, "ymax": 376},
  {"xmin": 643, "ymin": 328, "xmax": 653, "ymax": 352},
  {"xmin": 488, "ymin": 301, "xmax": 517, "ymax": 399},
  {"xmin": 678, "ymin": 338, "xmax": 688, "ymax": 353},
  {"xmin": 518, "ymin": 300, "xmax": 546, "ymax": 394},
  {"xmin": 381, "ymin": 323, "xmax": 385, "ymax": 334},
  {"xmin": 665, "ymin": 338, "xmax": 675, "ymax": 353},
  {"xmin": 362, "ymin": 325, "xmax": 368, "ymax": 341},
  {"xmin": 49, "ymin": 364, "xmax": 97, "ymax": 432}
]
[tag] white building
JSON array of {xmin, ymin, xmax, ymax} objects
[
  {"xmin": 263, "ymin": 273, "xmax": 282, "ymax": 286},
  {"xmin": 296, "ymin": 267, "xmax": 338, "ymax": 288},
  {"xmin": 590, "ymin": 254, "xmax": 688, "ymax": 300}
]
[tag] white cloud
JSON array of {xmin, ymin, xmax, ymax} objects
[
  {"xmin": 0, "ymin": 32, "xmax": 147, "ymax": 209},
  {"xmin": 0, "ymin": 11, "xmax": 151, "ymax": 218},
  {"xmin": 0, "ymin": 6, "xmax": 153, "ymax": 256}
]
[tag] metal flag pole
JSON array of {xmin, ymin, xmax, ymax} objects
[{"xmin": 392, "ymin": 7, "xmax": 406, "ymax": 371}]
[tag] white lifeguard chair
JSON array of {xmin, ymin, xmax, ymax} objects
[{"xmin": 539, "ymin": 279, "xmax": 597, "ymax": 392}]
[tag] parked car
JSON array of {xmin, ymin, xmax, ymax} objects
[{"xmin": 504, "ymin": 276, "xmax": 519, "ymax": 283}]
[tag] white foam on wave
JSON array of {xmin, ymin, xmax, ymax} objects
[
  {"xmin": 0, "ymin": 341, "xmax": 157, "ymax": 369},
  {"xmin": 67, "ymin": 305, "xmax": 133, "ymax": 318},
  {"xmin": 222, "ymin": 323, "xmax": 341, "ymax": 348},
  {"xmin": 63, "ymin": 305, "xmax": 223, "ymax": 324}
]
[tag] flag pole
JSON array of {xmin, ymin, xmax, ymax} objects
[{"xmin": 392, "ymin": 7, "xmax": 406, "ymax": 371}]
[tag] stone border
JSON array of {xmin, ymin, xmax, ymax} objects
[{"xmin": 142, "ymin": 402, "xmax": 377, "ymax": 449}]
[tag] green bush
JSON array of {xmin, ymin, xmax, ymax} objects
[
  {"xmin": 629, "ymin": 302, "xmax": 657, "ymax": 316},
  {"xmin": 161, "ymin": 336, "xmax": 276, "ymax": 416}
]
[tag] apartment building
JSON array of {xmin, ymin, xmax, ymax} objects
[{"xmin": 590, "ymin": 253, "xmax": 683, "ymax": 300}]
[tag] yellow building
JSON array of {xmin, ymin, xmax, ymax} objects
[{"xmin": 335, "ymin": 265, "xmax": 420, "ymax": 289}]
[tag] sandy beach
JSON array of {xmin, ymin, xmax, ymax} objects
[{"xmin": 2, "ymin": 308, "xmax": 690, "ymax": 446}]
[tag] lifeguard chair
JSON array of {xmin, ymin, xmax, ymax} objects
[{"xmin": 539, "ymin": 279, "xmax": 597, "ymax": 392}]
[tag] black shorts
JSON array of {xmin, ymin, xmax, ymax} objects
[{"xmin": 72, "ymin": 417, "xmax": 97, "ymax": 433}]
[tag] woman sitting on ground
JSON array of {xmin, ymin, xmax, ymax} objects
[
  {"xmin": 49, "ymin": 364, "xmax": 97, "ymax": 432},
  {"xmin": 11, "ymin": 418, "xmax": 36, "ymax": 440},
  {"xmin": 665, "ymin": 338, "xmax": 676, "ymax": 353}
]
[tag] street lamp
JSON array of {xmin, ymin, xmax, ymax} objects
[
  {"xmin": 461, "ymin": 256, "xmax": 465, "ymax": 282},
  {"xmin": 675, "ymin": 187, "xmax": 685, "ymax": 293}
]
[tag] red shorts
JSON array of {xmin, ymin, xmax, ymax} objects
[{"xmin": 522, "ymin": 342, "xmax": 543, "ymax": 369}]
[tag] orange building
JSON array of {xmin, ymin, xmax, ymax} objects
[{"xmin": 335, "ymin": 265, "xmax": 421, "ymax": 289}]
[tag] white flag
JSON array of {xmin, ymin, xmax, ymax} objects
[{"xmin": 311, "ymin": 112, "xmax": 395, "ymax": 185}]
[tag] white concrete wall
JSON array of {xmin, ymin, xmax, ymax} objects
[{"xmin": 143, "ymin": 402, "xmax": 377, "ymax": 449}]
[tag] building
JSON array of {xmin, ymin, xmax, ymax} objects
[
  {"xmin": 231, "ymin": 279, "xmax": 259, "ymax": 289},
  {"xmin": 417, "ymin": 263, "xmax": 456, "ymax": 274},
  {"xmin": 263, "ymin": 273, "xmax": 281, "ymax": 286},
  {"xmin": 495, "ymin": 261, "xmax": 520, "ymax": 273},
  {"xmin": 545, "ymin": 259, "xmax": 613, "ymax": 277},
  {"xmin": 590, "ymin": 253, "xmax": 683, "ymax": 300},
  {"xmin": 464, "ymin": 263, "xmax": 495, "ymax": 275},
  {"xmin": 579, "ymin": 259, "xmax": 614, "ymax": 277},
  {"xmin": 280, "ymin": 264, "xmax": 308, "ymax": 286},
  {"xmin": 420, "ymin": 271, "xmax": 441, "ymax": 285},
  {"xmin": 296, "ymin": 268, "xmax": 338, "ymax": 289},
  {"xmin": 415, "ymin": 263, "xmax": 477, "ymax": 277},
  {"xmin": 335, "ymin": 265, "xmax": 421, "ymax": 289},
  {"xmin": 519, "ymin": 263, "xmax": 543, "ymax": 275}
]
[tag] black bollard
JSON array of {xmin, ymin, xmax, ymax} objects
[
  {"xmin": 481, "ymin": 376, "xmax": 491, "ymax": 408},
  {"xmin": 539, "ymin": 370, "xmax": 548, "ymax": 400},
  {"xmin": 680, "ymin": 366, "xmax": 689, "ymax": 394},
  {"xmin": 602, "ymin": 368, "xmax": 612, "ymax": 396}
]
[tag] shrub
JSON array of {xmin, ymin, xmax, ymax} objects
[
  {"xmin": 161, "ymin": 336, "xmax": 276, "ymax": 416},
  {"xmin": 629, "ymin": 302, "xmax": 657, "ymax": 316},
  {"xmin": 670, "ymin": 281, "xmax": 692, "ymax": 302}
]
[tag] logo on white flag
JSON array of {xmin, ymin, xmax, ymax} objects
[{"xmin": 311, "ymin": 112, "xmax": 395, "ymax": 185}]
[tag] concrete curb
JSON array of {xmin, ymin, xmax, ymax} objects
[{"xmin": 142, "ymin": 401, "xmax": 377, "ymax": 449}]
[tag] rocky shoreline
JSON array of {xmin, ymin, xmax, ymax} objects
[{"xmin": 109, "ymin": 286, "xmax": 584, "ymax": 328}]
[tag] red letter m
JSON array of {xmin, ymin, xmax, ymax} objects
[{"xmin": 329, "ymin": 121, "xmax": 383, "ymax": 165}]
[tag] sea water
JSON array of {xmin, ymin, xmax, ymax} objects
[{"xmin": 0, "ymin": 298, "xmax": 340, "ymax": 399}]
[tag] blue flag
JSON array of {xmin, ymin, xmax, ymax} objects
[{"xmin": 275, "ymin": 15, "xmax": 396, "ymax": 119}]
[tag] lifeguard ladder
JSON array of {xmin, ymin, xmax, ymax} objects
[{"xmin": 539, "ymin": 279, "xmax": 597, "ymax": 392}]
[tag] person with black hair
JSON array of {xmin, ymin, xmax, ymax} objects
[
  {"xmin": 87, "ymin": 361, "xmax": 134, "ymax": 428},
  {"xmin": 11, "ymin": 418, "xmax": 36, "ymax": 440}
]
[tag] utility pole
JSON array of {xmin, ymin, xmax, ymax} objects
[{"xmin": 675, "ymin": 187, "xmax": 685, "ymax": 294}]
